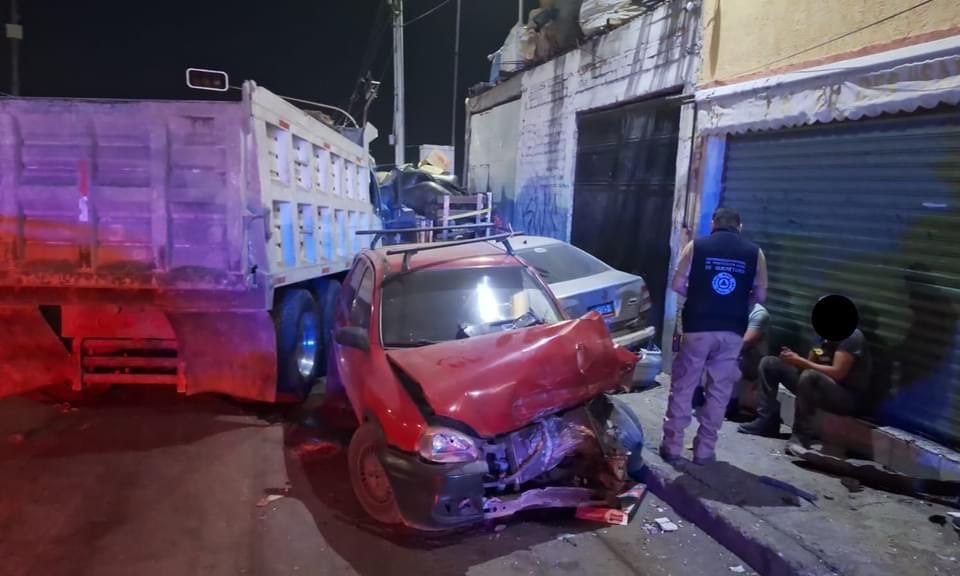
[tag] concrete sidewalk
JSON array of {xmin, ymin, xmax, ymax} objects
[{"xmin": 621, "ymin": 385, "xmax": 960, "ymax": 576}]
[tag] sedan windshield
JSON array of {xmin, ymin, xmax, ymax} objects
[
  {"xmin": 516, "ymin": 243, "xmax": 609, "ymax": 284},
  {"xmin": 381, "ymin": 266, "xmax": 562, "ymax": 346}
]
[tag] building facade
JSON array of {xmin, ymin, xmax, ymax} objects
[
  {"xmin": 692, "ymin": 0, "xmax": 960, "ymax": 446},
  {"xmin": 465, "ymin": 0, "xmax": 700, "ymax": 350}
]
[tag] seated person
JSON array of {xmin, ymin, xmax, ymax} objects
[
  {"xmin": 693, "ymin": 303, "xmax": 770, "ymax": 418},
  {"xmin": 738, "ymin": 326, "xmax": 872, "ymax": 450}
]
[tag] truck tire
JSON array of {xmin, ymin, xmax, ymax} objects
[
  {"xmin": 348, "ymin": 422, "xmax": 402, "ymax": 525},
  {"xmin": 312, "ymin": 279, "xmax": 342, "ymax": 376},
  {"xmin": 274, "ymin": 289, "xmax": 322, "ymax": 401}
]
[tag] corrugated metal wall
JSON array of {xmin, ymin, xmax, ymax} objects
[{"xmin": 722, "ymin": 108, "xmax": 960, "ymax": 448}]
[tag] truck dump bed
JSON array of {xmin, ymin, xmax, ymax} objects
[{"xmin": 0, "ymin": 84, "xmax": 377, "ymax": 401}]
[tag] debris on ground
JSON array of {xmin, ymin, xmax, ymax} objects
[
  {"xmin": 654, "ymin": 517, "xmax": 679, "ymax": 532},
  {"xmin": 641, "ymin": 521, "xmax": 660, "ymax": 534},
  {"xmin": 290, "ymin": 438, "xmax": 341, "ymax": 460},
  {"xmin": 574, "ymin": 484, "xmax": 648, "ymax": 526},
  {"xmin": 256, "ymin": 484, "xmax": 292, "ymax": 507},
  {"xmin": 256, "ymin": 494, "xmax": 285, "ymax": 507},
  {"xmin": 55, "ymin": 403, "xmax": 78, "ymax": 414},
  {"xmin": 841, "ymin": 477, "xmax": 864, "ymax": 493},
  {"xmin": 729, "ymin": 565, "xmax": 746, "ymax": 573},
  {"xmin": 556, "ymin": 533, "xmax": 577, "ymax": 546},
  {"xmin": 494, "ymin": 524, "xmax": 507, "ymax": 533}
]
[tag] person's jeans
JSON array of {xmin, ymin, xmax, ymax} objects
[
  {"xmin": 662, "ymin": 331, "xmax": 743, "ymax": 460},
  {"xmin": 756, "ymin": 356, "xmax": 857, "ymax": 440}
]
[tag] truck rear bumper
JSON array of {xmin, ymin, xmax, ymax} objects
[{"xmin": 0, "ymin": 305, "xmax": 278, "ymax": 402}]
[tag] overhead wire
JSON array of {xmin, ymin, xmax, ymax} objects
[{"xmin": 404, "ymin": 0, "xmax": 453, "ymax": 26}]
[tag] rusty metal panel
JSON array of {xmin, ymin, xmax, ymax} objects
[
  {"xmin": 722, "ymin": 109, "xmax": 960, "ymax": 447},
  {"xmin": 0, "ymin": 98, "xmax": 247, "ymax": 292}
]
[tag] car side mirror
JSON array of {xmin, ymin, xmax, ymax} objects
[{"xmin": 335, "ymin": 326, "xmax": 370, "ymax": 352}]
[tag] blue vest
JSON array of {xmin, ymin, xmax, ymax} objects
[{"xmin": 682, "ymin": 229, "xmax": 759, "ymax": 336}]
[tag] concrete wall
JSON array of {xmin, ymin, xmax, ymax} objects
[
  {"xmin": 702, "ymin": 0, "xmax": 960, "ymax": 86},
  {"xmin": 507, "ymin": 0, "xmax": 698, "ymax": 240},
  {"xmin": 467, "ymin": 100, "xmax": 522, "ymax": 225}
]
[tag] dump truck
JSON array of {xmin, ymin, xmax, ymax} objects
[{"xmin": 0, "ymin": 82, "xmax": 380, "ymax": 403}]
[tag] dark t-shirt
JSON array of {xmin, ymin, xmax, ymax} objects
[{"xmin": 812, "ymin": 329, "xmax": 872, "ymax": 393}]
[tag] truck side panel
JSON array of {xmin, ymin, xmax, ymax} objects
[{"xmin": 0, "ymin": 98, "xmax": 249, "ymax": 293}]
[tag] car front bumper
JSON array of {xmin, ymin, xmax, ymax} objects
[
  {"xmin": 378, "ymin": 447, "xmax": 487, "ymax": 530},
  {"xmin": 611, "ymin": 325, "xmax": 655, "ymax": 350}
]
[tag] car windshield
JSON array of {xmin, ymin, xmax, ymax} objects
[
  {"xmin": 381, "ymin": 266, "xmax": 562, "ymax": 346},
  {"xmin": 516, "ymin": 243, "xmax": 609, "ymax": 284}
]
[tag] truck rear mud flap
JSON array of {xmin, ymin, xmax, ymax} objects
[
  {"xmin": 0, "ymin": 306, "xmax": 72, "ymax": 397},
  {"xmin": 0, "ymin": 307, "xmax": 278, "ymax": 403},
  {"xmin": 167, "ymin": 311, "xmax": 277, "ymax": 402}
]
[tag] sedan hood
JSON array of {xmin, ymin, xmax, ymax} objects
[{"xmin": 385, "ymin": 313, "xmax": 637, "ymax": 438}]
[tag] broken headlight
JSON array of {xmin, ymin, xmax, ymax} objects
[{"xmin": 418, "ymin": 427, "xmax": 480, "ymax": 464}]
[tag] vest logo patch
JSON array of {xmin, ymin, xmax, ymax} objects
[{"xmin": 712, "ymin": 272, "xmax": 737, "ymax": 296}]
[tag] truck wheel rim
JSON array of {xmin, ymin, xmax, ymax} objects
[
  {"xmin": 359, "ymin": 447, "xmax": 392, "ymax": 505},
  {"xmin": 296, "ymin": 312, "xmax": 319, "ymax": 379}
]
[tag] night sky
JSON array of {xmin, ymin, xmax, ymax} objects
[{"xmin": 1, "ymin": 0, "xmax": 540, "ymax": 173}]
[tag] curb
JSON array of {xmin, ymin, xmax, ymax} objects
[{"xmin": 639, "ymin": 448, "xmax": 838, "ymax": 576}]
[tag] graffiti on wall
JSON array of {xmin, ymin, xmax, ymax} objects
[{"xmin": 495, "ymin": 177, "xmax": 568, "ymax": 240}]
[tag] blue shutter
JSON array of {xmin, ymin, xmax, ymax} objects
[{"xmin": 722, "ymin": 109, "xmax": 960, "ymax": 448}]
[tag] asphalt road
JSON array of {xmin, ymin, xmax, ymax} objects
[{"xmin": 0, "ymin": 389, "xmax": 754, "ymax": 576}]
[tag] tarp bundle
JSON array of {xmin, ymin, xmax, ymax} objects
[{"xmin": 579, "ymin": 0, "xmax": 646, "ymax": 37}]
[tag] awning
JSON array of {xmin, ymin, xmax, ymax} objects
[{"xmin": 697, "ymin": 35, "xmax": 960, "ymax": 135}]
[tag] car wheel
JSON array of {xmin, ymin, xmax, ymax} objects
[
  {"xmin": 274, "ymin": 289, "xmax": 322, "ymax": 401},
  {"xmin": 348, "ymin": 423, "xmax": 402, "ymax": 525}
]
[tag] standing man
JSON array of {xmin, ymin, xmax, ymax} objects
[{"xmin": 661, "ymin": 208, "xmax": 768, "ymax": 465}]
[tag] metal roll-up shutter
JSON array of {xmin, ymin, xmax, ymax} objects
[{"xmin": 722, "ymin": 108, "xmax": 960, "ymax": 448}]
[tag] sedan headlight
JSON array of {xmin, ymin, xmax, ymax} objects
[{"xmin": 418, "ymin": 427, "xmax": 480, "ymax": 464}]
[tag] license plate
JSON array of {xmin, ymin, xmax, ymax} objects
[{"xmin": 590, "ymin": 302, "xmax": 616, "ymax": 316}]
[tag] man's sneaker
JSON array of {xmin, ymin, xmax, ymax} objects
[{"xmin": 737, "ymin": 418, "xmax": 781, "ymax": 437}]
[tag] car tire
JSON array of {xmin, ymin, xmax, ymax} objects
[
  {"xmin": 348, "ymin": 422, "xmax": 403, "ymax": 525},
  {"xmin": 274, "ymin": 289, "xmax": 322, "ymax": 401},
  {"xmin": 312, "ymin": 279, "xmax": 342, "ymax": 376}
]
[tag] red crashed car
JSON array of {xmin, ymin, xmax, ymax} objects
[{"xmin": 328, "ymin": 231, "xmax": 645, "ymax": 530}]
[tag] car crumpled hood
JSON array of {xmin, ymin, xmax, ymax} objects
[{"xmin": 385, "ymin": 313, "xmax": 637, "ymax": 438}]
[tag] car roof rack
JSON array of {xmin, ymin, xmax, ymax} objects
[{"xmin": 356, "ymin": 223, "xmax": 516, "ymax": 273}]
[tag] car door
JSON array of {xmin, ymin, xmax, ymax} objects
[{"xmin": 332, "ymin": 257, "xmax": 376, "ymax": 417}]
